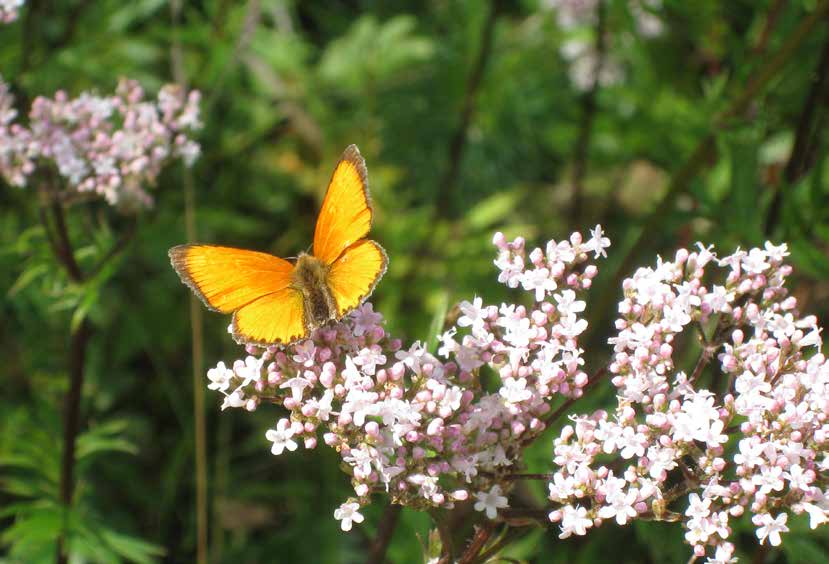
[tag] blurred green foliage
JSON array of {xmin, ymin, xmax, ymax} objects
[{"xmin": 2, "ymin": 0, "xmax": 828, "ymax": 562}]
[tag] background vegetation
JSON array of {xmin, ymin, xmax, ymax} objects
[{"xmin": 1, "ymin": 0, "xmax": 828, "ymax": 562}]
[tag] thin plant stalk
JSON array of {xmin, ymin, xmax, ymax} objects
[{"xmin": 170, "ymin": 2, "xmax": 208, "ymax": 561}]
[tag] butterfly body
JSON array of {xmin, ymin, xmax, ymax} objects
[
  {"xmin": 170, "ymin": 145, "xmax": 387, "ymax": 346},
  {"xmin": 292, "ymin": 252, "xmax": 338, "ymax": 330}
]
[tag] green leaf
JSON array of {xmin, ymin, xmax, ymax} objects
[
  {"xmin": 76, "ymin": 419, "xmax": 138, "ymax": 460},
  {"xmin": 7, "ymin": 263, "xmax": 49, "ymax": 297},
  {"xmin": 466, "ymin": 190, "xmax": 523, "ymax": 231},
  {"xmin": 99, "ymin": 527, "xmax": 165, "ymax": 563},
  {"xmin": 723, "ymin": 128, "xmax": 763, "ymax": 244}
]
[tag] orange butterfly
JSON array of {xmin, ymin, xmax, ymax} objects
[{"xmin": 169, "ymin": 145, "xmax": 387, "ymax": 346}]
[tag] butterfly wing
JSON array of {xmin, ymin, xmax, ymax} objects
[
  {"xmin": 326, "ymin": 239, "xmax": 388, "ymax": 317},
  {"xmin": 313, "ymin": 145, "xmax": 373, "ymax": 266},
  {"xmin": 169, "ymin": 244, "xmax": 294, "ymax": 312},
  {"xmin": 232, "ymin": 288, "xmax": 307, "ymax": 346},
  {"xmin": 170, "ymin": 244, "xmax": 307, "ymax": 345}
]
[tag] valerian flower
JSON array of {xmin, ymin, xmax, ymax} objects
[
  {"xmin": 547, "ymin": 241, "xmax": 829, "ymax": 561},
  {"xmin": 203, "ymin": 227, "xmax": 829, "ymax": 563},
  {"xmin": 205, "ymin": 227, "xmax": 602, "ymax": 531},
  {"xmin": 0, "ymin": 75, "xmax": 201, "ymax": 211},
  {"xmin": 473, "ymin": 485, "xmax": 509, "ymax": 519},
  {"xmin": 0, "ymin": 0, "xmax": 23, "ymax": 23}
]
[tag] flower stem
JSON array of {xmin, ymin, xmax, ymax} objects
[
  {"xmin": 458, "ymin": 521, "xmax": 495, "ymax": 564},
  {"xmin": 170, "ymin": 3, "xmax": 209, "ymax": 560},
  {"xmin": 56, "ymin": 318, "xmax": 91, "ymax": 564},
  {"xmin": 37, "ymin": 192, "xmax": 90, "ymax": 564},
  {"xmin": 366, "ymin": 503, "xmax": 402, "ymax": 564},
  {"xmin": 429, "ymin": 509, "xmax": 456, "ymax": 562}
]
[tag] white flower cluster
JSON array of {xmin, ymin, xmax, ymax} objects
[{"xmin": 548, "ymin": 242, "xmax": 827, "ymax": 561}]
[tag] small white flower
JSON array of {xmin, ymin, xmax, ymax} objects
[
  {"xmin": 553, "ymin": 289, "xmax": 586, "ymax": 317},
  {"xmin": 220, "ymin": 390, "xmax": 245, "ymax": 411},
  {"xmin": 265, "ymin": 419, "xmax": 298, "ymax": 455},
  {"xmin": 742, "ymin": 248, "xmax": 770, "ymax": 274},
  {"xmin": 763, "ymin": 241, "xmax": 789, "ymax": 262},
  {"xmin": 458, "ymin": 297, "xmax": 487, "ymax": 330},
  {"xmin": 279, "ymin": 376, "xmax": 312, "ymax": 402},
  {"xmin": 499, "ymin": 377, "xmax": 532, "ymax": 404},
  {"xmin": 799, "ymin": 502, "xmax": 828, "ymax": 529},
  {"xmin": 521, "ymin": 267, "xmax": 557, "ymax": 301},
  {"xmin": 586, "ymin": 224, "xmax": 611, "ymax": 258},
  {"xmin": 558, "ymin": 505, "xmax": 592, "ymax": 538},
  {"xmin": 353, "ymin": 345, "xmax": 387, "ymax": 376},
  {"xmin": 206, "ymin": 361, "xmax": 232, "ymax": 392},
  {"xmin": 395, "ymin": 342, "xmax": 426, "ymax": 374},
  {"xmin": 685, "ymin": 493, "xmax": 711, "ymax": 520},
  {"xmin": 706, "ymin": 543, "xmax": 738, "ymax": 564},
  {"xmin": 308, "ymin": 389, "xmax": 334, "ymax": 421},
  {"xmin": 473, "ymin": 485, "xmax": 509, "ymax": 519},
  {"xmin": 334, "ymin": 501, "xmax": 364, "ymax": 532},
  {"xmin": 755, "ymin": 513, "xmax": 788, "ymax": 546}
]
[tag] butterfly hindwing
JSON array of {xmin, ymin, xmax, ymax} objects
[
  {"xmin": 313, "ymin": 145, "xmax": 373, "ymax": 265},
  {"xmin": 169, "ymin": 245, "xmax": 294, "ymax": 313},
  {"xmin": 232, "ymin": 287, "xmax": 307, "ymax": 345},
  {"xmin": 326, "ymin": 239, "xmax": 388, "ymax": 317}
]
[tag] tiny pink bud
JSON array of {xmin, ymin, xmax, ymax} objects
[{"xmin": 452, "ymin": 489, "xmax": 469, "ymax": 501}]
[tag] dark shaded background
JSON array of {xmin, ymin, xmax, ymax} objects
[{"xmin": 2, "ymin": 1, "xmax": 828, "ymax": 562}]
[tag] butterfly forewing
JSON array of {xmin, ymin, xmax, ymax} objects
[
  {"xmin": 313, "ymin": 145, "xmax": 373, "ymax": 265},
  {"xmin": 169, "ymin": 245, "xmax": 294, "ymax": 313}
]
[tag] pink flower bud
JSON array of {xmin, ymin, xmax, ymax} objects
[
  {"xmin": 452, "ymin": 489, "xmax": 469, "ymax": 501},
  {"xmin": 427, "ymin": 418, "xmax": 444, "ymax": 436},
  {"xmin": 365, "ymin": 421, "xmax": 380, "ymax": 437}
]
